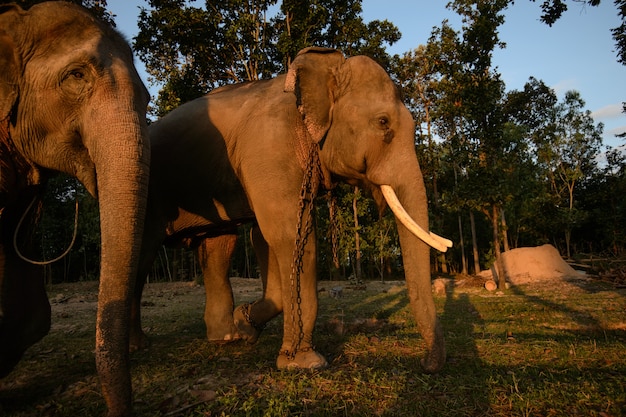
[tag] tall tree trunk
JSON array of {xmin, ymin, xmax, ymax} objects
[
  {"xmin": 438, "ymin": 253, "xmax": 448, "ymax": 274},
  {"xmin": 379, "ymin": 229, "xmax": 384, "ymax": 282},
  {"xmin": 491, "ymin": 204, "xmax": 506, "ymax": 289},
  {"xmin": 470, "ymin": 211, "xmax": 480, "ymax": 274},
  {"xmin": 501, "ymin": 209, "xmax": 510, "ymax": 252},
  {"xmin": 353, "ymin": 187, "xmax": 362, "ymax": 282},
  {"xmin": 458, "ymin": 214, "xmax": 467, "ymax": 275}
]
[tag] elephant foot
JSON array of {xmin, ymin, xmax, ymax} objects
[
  {"xmin": 233, "ymin": 303, "xmax": 264, "ymax": 344},
  {"xmin": 129, "ymin": 330, "xmax": 149, "ymax": 353},
  {"xmin": 421, "ymin": 355, "xmax": 445, "ymax": 374},
  {"xmin": 420, "ymin": 344, "xmax": 446, "ymax": 374},
  {"xmin": 206, "ymin": 324, "xmax": 241, "ymax": 344},
  {"xmin": 276, "ymin": 348, "xmax": 328, "ymax": 370}
]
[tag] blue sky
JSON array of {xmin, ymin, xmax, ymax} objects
[{"xmin": 110, "ymin": 0, "xmax": 625, "ymax": 149}]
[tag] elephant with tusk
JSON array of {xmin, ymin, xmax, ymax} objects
[{"xmin": 133, "ymin": 47, "xmax": 449, "ymax": 373}]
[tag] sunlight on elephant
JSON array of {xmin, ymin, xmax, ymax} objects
[
  {"xmin": 134, "ymin": 47, "xmax": 449, "ymax": 373},
  {"xmin": 0, "ymin": 3, "xmax": 150, "ymax": 416}
]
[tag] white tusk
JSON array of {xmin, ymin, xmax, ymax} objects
[
  {"xmin": 380, "ymin": 185, "xmax": 452, "ymax": 252},
  {"xmin": 429, "ymin": 231, "xmax": 453, "ymax": 249}
]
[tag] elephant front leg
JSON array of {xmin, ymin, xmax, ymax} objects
[
  {"xmin": 275, "ymin": 238, "xmax": 327, "ymax": 370},
  {"xmin": 233, "ymin": 226, "xmax": 272, "ymax": 343},
  {"xmin": 232, "ymin": 218, "xmax": 326, "ymax": 369},
  {"xmin": 198, "ymin": 234, "xmax": 240, "ymax": 342},
  {"xmin": 233, "ymin": 228, "xmax": 276, "ymax": 343}
]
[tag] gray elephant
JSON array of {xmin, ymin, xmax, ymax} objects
[
  {"xmin": 0, "ymin": 3, "xmax": 150, "ymax": 416},
  {"xmin": 133, "ymin": 47, "xmax": 450, "ymax": 373}
]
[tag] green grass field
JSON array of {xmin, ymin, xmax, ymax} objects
[{"xmin": 1, "ymin": 276, "xmax": 625, "ymax": 416}]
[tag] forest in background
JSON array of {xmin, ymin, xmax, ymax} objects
[{"xmin": 8, "ymin": 0, "xmax": 625, "ymax": 284}]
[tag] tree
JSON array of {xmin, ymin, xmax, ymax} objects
[
  {"xmin": 502, "ymin": 77, "xmax": 557, "ymax": 248},
  {"xmin": 428, "ymin": 0, "xmax": 510, "ymax": 285},
  {"xmin": 277, "ymin": 0, "xmax": 400, "ymax": 68},
  {"xmin": 134, "ymin": 0, "xmax": 280, "ymax": 116},
  {"xmin": 135, "ymin": 0, "xmax": 401, "ymax": 116},
  {"xmin": 579, "ymin": 146, "xmax": 626, "ymax": 254},
  {"xmin": 528, "ymin": 0, "xmax": 625, "ymax": 65},
  {"xmin": 539, "ymin": 91, "xmax": 603, "ymax": 257}
]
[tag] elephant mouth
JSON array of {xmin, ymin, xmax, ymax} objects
[{"xmin": 380, "ymin": 185, "xmax": 452, "ymax": 252}]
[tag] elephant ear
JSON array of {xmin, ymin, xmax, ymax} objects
[
  {"xmin": 0, "ymin": 28, "xmax": 19, "ymax": 120},
  {"xmin": 284, "ymin": 47, "xmax": 345, "ymax": 144}
]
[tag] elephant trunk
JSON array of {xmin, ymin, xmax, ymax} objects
[
  {"xmin": 383, "ymin": 173, "xmax": 445, "ymax": 373},
  {"xmin": 86, "ymin": 94, "xmax": 150, "ymax": 415}
]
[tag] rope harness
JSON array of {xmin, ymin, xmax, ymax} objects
[
  {"xmin": 0, "ymin": 117, "xmax": 79, "ymax": 265},
  {"xmin": 13, "ymin": 195, "xmax": 79, "ymax": 265}
]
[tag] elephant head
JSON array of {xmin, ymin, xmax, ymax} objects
[
  {"xmin": 285, "ymin": 47, "xmax": 449, "ymax": 372},
  {"xmin": 0, "ymin": 3, "xmax": 150, "ymax": 415}
]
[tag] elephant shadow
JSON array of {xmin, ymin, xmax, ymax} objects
[
  {"xmin": 314, "ymin": 280, "xmax": 491, "ymax": 415},
  {"xmin": 0, "ymin": 346, "xmax": 97, "ymax": 414}
]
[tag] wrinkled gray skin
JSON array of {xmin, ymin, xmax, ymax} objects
[
  {"xmin": 133, "ymin": 47, "xmax": 444, "ymax": 372},
  {"xmin": 0, "ymin": 3, "xmax": 150, "ymax": 416}
]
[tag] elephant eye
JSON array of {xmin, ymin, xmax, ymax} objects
[
  {"xmin": 61, "ymin": 66, "xmax": 93, "ymax": 97},
  {"xmin": 376, "ymin": 116, "xmax": 394, "ymax": 143}
]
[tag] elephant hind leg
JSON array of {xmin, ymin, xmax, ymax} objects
[
  {"xmin": 233, "ymin": 300, "xmax": 266, "ymax": 343},
  {"xmin": 130, "ymin": 261, "xmax": 152, "ymax": 352},
  {"xmin": 199, "ymin": 233, "xmax": 240, "ymax": 342},
  {"xmin": 130, "ymin": 223, "xmax": 168, "ymax": 352}
]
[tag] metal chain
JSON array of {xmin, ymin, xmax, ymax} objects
[
  {"xmin": 287, "ymin": 142, "xmax": 323, "ymax": 359},
  {"xmin": 327, "ymin": 191, "xmax": 340, "ymax": 269},
  {"xmin": 239, "ymin": 302, "xmax": 265, "ymax": 332}
]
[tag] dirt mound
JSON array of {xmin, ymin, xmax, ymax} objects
[{"xmin": 501, "ymin": 244, "xmax": 582, "ymax": 284}]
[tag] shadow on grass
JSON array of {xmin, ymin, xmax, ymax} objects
[
  {"xmin": 416, "ymin": 282, "xmax": 491, "ymax": 415},
  {"xmin": 507, "ymin": 280, "xmax": 624, "ymax": 339},
  {"xmin": 379, "ymin": 280, "xmax": 626, "ymax": 416},
  {"xmin": 3, "ymin": 279, "xmax": 625, "ymax": 416},
  {"xmin": 315, "ymin": 281, "xmax": 494, "ymax": 416},
  {"xmin": 0, "ymin": 342, "xmax": 97, "ymax": 414}
]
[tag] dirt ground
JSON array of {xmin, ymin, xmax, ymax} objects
[
  {"xmin": 2, "ymin": 244, "xmax": 624, "ymax": 416},
  {"xmin": 0, "ymin": 243, "xmax": 597, "ymax": 364},
  {"xmin": 44, "ymin": 244, "xmax": 591, "ymax": 336}
]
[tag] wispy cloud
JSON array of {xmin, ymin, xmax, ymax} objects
[
  {"xmin": 592, "ymin": 103, "xmax": 624, "ymax": 120},
  {"xmin": 551, "ymin": 79, "xmax": 579, "ymax": 96},
  {"xmin": 606, "ymin": 125, "xmax": 626, "ymax": 137}
]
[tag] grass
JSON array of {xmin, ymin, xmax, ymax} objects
[{"xmin": 1, "ymin": 276, "xmax": 625, "ymax": 416}]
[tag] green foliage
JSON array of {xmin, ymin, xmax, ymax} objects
[
  {"xmin": 578, "ymin": 147, "xmax": 626, "ymax": 253},
  {"xmin": 24, "ymin": 0, "xmax": 626, "ymax": 283},
  {"xmin": 390, "ymin": 1, "xmax": 617, "ymax": 274},
  {"xmin": 134, "ymin": 0, "xmax": 281, "ymax": 115},
  {"xmin": 134, "ymin": 0, "xmax": 400, "ymax": 116},
  {"xmin": 613, "ymin": 0, "xmax": 626, "ymax": 64},
  {"xmin": 34, "ymin": 175, "xmax": 101, "ymax": 283},
  {"xmin": 277, "ymin": 0, "xmax": 400, "ymax": 68},
  {"xmin": 316, "ymin": 184, "xmax": 401, "ymax": 282}
]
